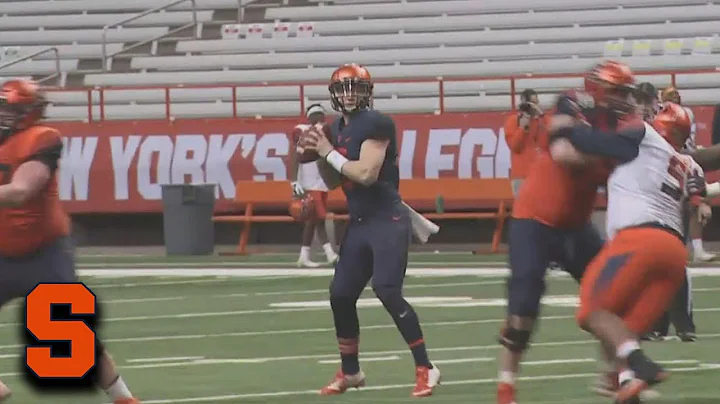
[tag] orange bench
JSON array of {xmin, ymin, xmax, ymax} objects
[{"xmin": 214, "ymin": 178, "xmax": 513, "ymax": 255}]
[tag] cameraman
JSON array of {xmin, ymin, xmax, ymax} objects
[{"xmin": 504, "ymin": 89, "xmax": 549, "ymax": 196}]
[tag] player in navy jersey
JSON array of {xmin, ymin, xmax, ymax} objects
[{"xmin": 301, "ymin": 64, "xmax": 441, "ymax": 398}]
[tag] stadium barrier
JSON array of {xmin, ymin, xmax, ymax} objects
[{"xmin": 214, "ymin": 178, "xmax": 512, "ymax": 255}]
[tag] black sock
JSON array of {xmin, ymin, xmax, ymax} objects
[
  {"xmin": 331, "ymin": 296, "xmax": 361, "ymax": 375},
  {"xmin": 386, "ymin": 299, "xmax": 432, "ymax": 368}
]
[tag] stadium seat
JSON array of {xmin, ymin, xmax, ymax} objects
[
  {"xmin": 1, "ymin": 44, "xmax": 125, "ymax": 60},
  {"xmin": 264, "ymin": 0, "xmax": 711, "ymax": 20},
  {"xmin": 175, "ymin": 21, "xmax": 719, "ymax": 54},
  {"xmin": 262, "ymin": 5, "xmax": 720, "ymax": 36},
  {"xmin": 84, "ymin": 55, "xmax": 720, "ymax": 87},
  {"xmin": 0, "ymin": 27, "xmax": 169, "ymax": 45},
  {"xmin": 0, "ymin": 11, "xmax": 213, "ymax": 30},
  {"xmin": 138, "ymin": 38, "xmax": 719, "ymax": 71},
  {"xmin": 0, "ymin": 0, "xmax": 239, "ymax": 15}
]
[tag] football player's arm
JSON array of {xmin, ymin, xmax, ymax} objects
[
  {"xmin": 551, "ymin": 122, "xmax": 644, "ymax": 164},
  {"xmin": 330, "ymin": 139, "xmax": 389, "ymax": 186},
  {"xmin": 324, "ymin": 115, "xmax": 393, "ymax": 186},
  {"xmin": 688, "ymin": 144, "xmax": 720, "ymax": 170},
  {"xmin": 0, "ymin": 139, "xmax": 62, "ymax": 207},
  {"xmin": 316, "ymin": 159, "xmax": 343, "ymax": 190}
]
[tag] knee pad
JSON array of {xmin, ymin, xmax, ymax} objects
[
  {"xmin": 498, "ymin": 326, "xmax": 531, "ymax": 353},
  {"xmin": 372, "ymin": 285, "xmax": 405, "ymax": 313}
]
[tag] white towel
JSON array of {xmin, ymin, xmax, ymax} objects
[{"xmin": 402, "ymin": 201, "xmax": 440, "ymax": 243}]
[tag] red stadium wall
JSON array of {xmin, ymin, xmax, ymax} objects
[
  {"xmin": 53, "ymin": 107, "xmax": 719, "ymax": 213},
  {"xmin": 54, "ymin": 106, "xmax": 720, "ymax": 245}
]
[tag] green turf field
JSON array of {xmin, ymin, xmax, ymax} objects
[{"xmin": 1, "ymin": 268, "xmax": 719, "ymax": 403}]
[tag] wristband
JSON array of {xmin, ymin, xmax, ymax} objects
[{"xmin": 325, "ymin": 150, "xmax": 349, "ymax": 173}]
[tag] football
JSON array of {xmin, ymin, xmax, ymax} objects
[{"xmin": 297, "ymin": 123, "xmax": 332, "ymax": 163}]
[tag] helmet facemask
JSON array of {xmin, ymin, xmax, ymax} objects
[{"xmin": 329, "ymin": 78, "xmax": 373, "ymax": 113}]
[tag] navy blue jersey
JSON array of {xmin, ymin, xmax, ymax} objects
[{"xmin": 330, "ymin": 109, "xmax": 401, "ymax": 218}]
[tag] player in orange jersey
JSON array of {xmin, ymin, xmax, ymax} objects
[
  {"xmin": 497, "ymin": 61, "xmax": 639, "ymax": 404},
  {"xmin": 566, "ymin": 103, "xmax": 709, "ymax": 402},
  {"xmin": 0, "ymin": 80, "xmax": 140, "ymax": 404}
]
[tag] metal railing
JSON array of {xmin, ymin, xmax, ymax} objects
[
  {"xmin": 0, "ymin": 47, "xmax": 61, "ymax": 87},
  {"xmin": 42, "ymin": 67, "xmax": 709, "ymax": 123},
  {"xmin": 102, "ymin": 0, "xmax": 199, "ymax": 72}
]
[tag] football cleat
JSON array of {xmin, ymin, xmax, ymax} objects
[
  {"xmin": 497, "ymin": 382, "xmax": 517, "ymax": 404},
  {"xmin": 592, "ymin": 371, "xmax": 619, "ymax": 397},
  {"xmin": 326, "ymin": 251, "xmax": 339, "ymax": 265},
  {"xmin": 677, "ymin": 332, "xmax": 697, "ymax": 342},
  {"xmin": 412, "ymin": 365, "xmax": 441, "ymax": 397},
  {"xmin": 297, "ymin": 257, "xmax": 321, "ymax": 268},
  {"xmin": 693, "ymin": 250, "xmax": 716, "ymax": 263},
  {"xmin": 616, "ymin": 352, "xmax": 668, "ymax": 403},
  {"xmin": 319, "ymin": 370, "xmax": 366, "ymax": 395},
  {"xmin": 640, "ymin": 332, "xmax": 666, "ymax": 342},
  {"xmin": 595, "ymin": 371, "xmax": 661, "ymax": 401}
]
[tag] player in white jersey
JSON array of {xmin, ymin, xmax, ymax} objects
[
  {"xmin": 569, "ymin": 103, "xmax": 710, "ymax": 403},
  {"xmin": 289, "ymin": 104, "xmax": 339, "ymax": 267}
]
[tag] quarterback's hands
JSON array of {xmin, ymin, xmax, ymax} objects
[
  {"xmin": 290, "ymin": 181, "xmax": 305, "ymax": 197},
  {"xmin": 303, "ymin": 125, "xmax": 333, "ymax": 158}
]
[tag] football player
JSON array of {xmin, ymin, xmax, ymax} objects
[
  {"xmin": 662, "ymin": 87, "xmax": 715, "ymax": 263},
  {"xmin": 289, "ymin": 104, "xmax": 339, "ymax": 267},
  {"xmin": 558, "ymin": 102, "xmax": 708, "ymax": 402},
  {"xmin": 0, "ymin": 80, "xmax": 140, "ymax": 403},
  {"xmin": 301, "ymin": 64, "xmax": 441, "ymax": 397},
  {"xmin": 497, "ymin": 61, "xmax": 636, "ymax": 404}
]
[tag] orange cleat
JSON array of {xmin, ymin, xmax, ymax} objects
[
  {"xmin": 497, "ymin": 382, "xmax": 517, "ymax": 404},
  {"xmin": 319, "ymin": 370, "xmax": 366, "ymax": 396},
  {"xmin": 412, "ymin": 365, "xmax": 441, "ymax": 397}
]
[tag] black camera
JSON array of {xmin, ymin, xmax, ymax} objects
[{"xmin": 519, "ymin": 102, "xmax": 533, "ymax": 113}]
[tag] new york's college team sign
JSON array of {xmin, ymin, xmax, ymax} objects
[{"xmin": 51, "ymin": 107, "xmax": 719, "ymax": 213}]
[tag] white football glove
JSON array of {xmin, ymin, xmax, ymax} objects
[{"xmin": 291, "ymin": 181, "xmax": 305, "ymax": 197}]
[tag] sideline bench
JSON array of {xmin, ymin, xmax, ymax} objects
[{"xmin": 213, "ymin": 178, "xmax": 513, "ymax": 255}]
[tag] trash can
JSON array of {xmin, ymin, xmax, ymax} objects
[{"xmin": 161, "ymin": 184, "xmax": 216, "ymax": 256}]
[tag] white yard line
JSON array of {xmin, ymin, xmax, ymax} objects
[{"xmin": 0, "ymin": 315, "xmax": 575, "ymax": 351}]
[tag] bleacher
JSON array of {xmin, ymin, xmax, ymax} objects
[{"xmin": 1, "ymin": 0, "xmax": 719, "ymax": 121}]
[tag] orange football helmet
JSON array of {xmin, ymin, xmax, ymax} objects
[
  {"xmin": 329, "ymin": 63, "xmax": 373, "ymax": 113},
  {"xmin": 652, "ymin": 102, "xmax": 692, "ymax": 151},
  {"xmin": 584, "ymin": 60, "xmax": 636, "ymax": 115},
  {"xmin": 0, "ymin": 79, "xmax": 47, "ymax": 139},
  {"xmin": 289, "ymin": 194, "xmax": 317, "ymax": 222}
]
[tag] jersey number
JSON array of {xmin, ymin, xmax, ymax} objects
[{"xmin": 661, "ymin": 156, "xmax": 686, "ymax": 202}]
